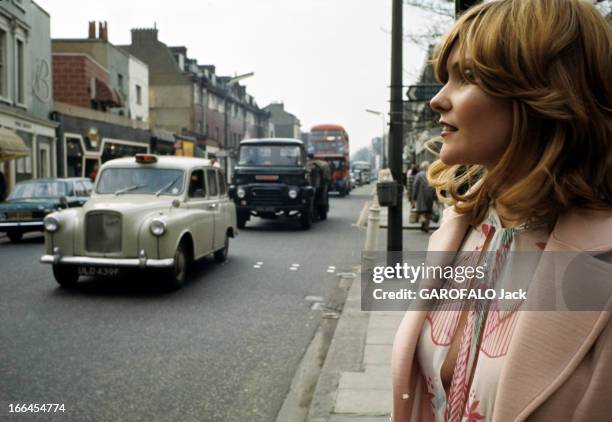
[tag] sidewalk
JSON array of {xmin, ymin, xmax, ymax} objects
[{"xmin": 307, "ymin": 207, "xmax": 431, "ymax": 421}]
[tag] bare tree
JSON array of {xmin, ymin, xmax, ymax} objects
[{"xmin": 404, "ymin": 0, "xmax": 454, "ymax": 50}]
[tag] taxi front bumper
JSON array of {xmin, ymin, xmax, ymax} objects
[{"xmin": 40, "ymin": 247, "xmax": 174, "ymax": 269}]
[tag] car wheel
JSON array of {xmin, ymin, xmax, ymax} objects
[
  {"xmin": 300, "ymin": 202, "xmax": 313, "ymax": 230},
  {"xmin": 166, "ymin": 242, "xmax": 188, "ymax": 289},
  {"xmin": 8, "ymin": 232, "xmax": 23, "ymax": 243},
  {"xmin": 214, "ymin": 234, "xmax": 229, "ymax": 263},
  {"xmin": 52, "ymin": 264, "xmax": 80, "ymax": 288}
]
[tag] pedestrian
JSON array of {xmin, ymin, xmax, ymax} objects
[
  {"xmin": 89, "ymin": 163, "xmax": 99, "ymax": 182},
  {"xmin": 392, "ymin": 1, "xmax": 612, "ymax": 421},
  {"xmin": 411, "ymin": 161, "xmax": 436, "ymax": 232},
  {"xmin": 406, "ymin": 164, "xmax": 418, "ymax": 205},
  {"xmin": 0, "ymin": 170, "xmax": 6, "ymax": 202}
]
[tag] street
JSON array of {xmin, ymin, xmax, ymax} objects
[{"xmin": 0, "ymin": 185, "xmax": 371, "ymax": 422}]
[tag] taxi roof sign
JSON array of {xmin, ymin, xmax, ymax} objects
[{"xmin": 135, "ymin": 154, "xmax": 158, "ymax": 164}]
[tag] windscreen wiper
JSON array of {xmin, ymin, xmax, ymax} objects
[{"xmin": 114, "ymin": 184, "xmax": 147, "ymax": 195}]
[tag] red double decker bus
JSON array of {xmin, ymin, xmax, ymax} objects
[{"xmin": 309, "ymin": 124, "xmax": 350, "ymax": 196}]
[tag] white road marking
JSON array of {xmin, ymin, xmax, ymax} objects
[{"xmin": 304, "ymin": 296, "xmax": 325, "ymax": 302}]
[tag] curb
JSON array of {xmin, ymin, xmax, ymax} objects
[{"xmin": 306, "ymin": 272, "xmax": 370, "ymax": 422}]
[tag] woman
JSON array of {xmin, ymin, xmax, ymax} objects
[
  {"xmin": 412, "ymin": 161, "xmax": 436, "ymax": 232},
  {"xmin": 391, "ymin": 0, "xmax": 612, "ymax": 421}
]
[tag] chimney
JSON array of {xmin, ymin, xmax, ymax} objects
[
  {"xmin": 131, "ymin": 27, "xmax": 159, "ymax": 45},
  {"xmin": 88, "ymin": 21, "xmax": 96, "ymax": 39},
  {"xmin": 99, "ymin": 21, "xmax": 108, "ymax": 42}
]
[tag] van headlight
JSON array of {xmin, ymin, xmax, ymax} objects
[
  {"xmin": 150, "ymin": 218, "xmax": 167, "ymax": 236},
  {"xmin": 237, "ymin": 187, "xmax": 246, "ymax": 199},
  {"xmin": 44, "ymin": 216, "xmax": 60, "ymax": 233},
  {"xmin": 288, "ymin": 188, "xmax": 298, "ymax": 199}
]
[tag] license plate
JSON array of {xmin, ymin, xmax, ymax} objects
[
  {"xmin": 256, "ymin": 206, "xmax": 275, "ymax": 212},
  {"xmin": 78, "ymin": 266, "xmax": 120, "ymax": 277},
  {"xmin": 8, "ymin": 212, "xmax": 32, "ymax": 220}
]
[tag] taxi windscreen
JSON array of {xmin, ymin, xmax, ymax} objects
[{"xmin": 96, "ymin": 168, "xmax": 185, "ymax": 195}]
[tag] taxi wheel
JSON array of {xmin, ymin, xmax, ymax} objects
[
  {"xmin": 8, "ymin": 232, "xmax": 23, "ymax": 243},
  {"xmin": 52, "ymin": 264, "xmax": 80, "ymax": 288},
  {"xmin": 166, "ymin": 243, "xmax": 188, "ymax": 289},
  {"xmin": 214, "ymin": 235, "xmax": 229, "ymax": 262}
]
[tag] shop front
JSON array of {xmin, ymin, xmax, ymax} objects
[
  {"xmin": 53, "ymin": 112, "xmax": 150, "ymax": 180},
  {"xmin": 0, "ymin": 107, "xmax": 58, "ymax": 194},
  {"xmin": 174, "ymin": 134, "xmax": 196, "ymax": 157}
]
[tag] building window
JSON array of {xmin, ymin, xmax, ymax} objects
[
  {"xmin": 66, "ymin": 138, "xmax": 83, "ymax": 178},
  {"xmin": 0, "ymin": 29, "xmax": 5, "ymax": 97},
  {"xmin": 136, "ymin": 84, "xmax": 142, "ymax": 105},
  {"xmin": 215, "ymin": 127, "xmax": 219, "ymax": 141},
  {"xmin": 16, "ymin": 39, "xmax": 24, "ymax": 104}
]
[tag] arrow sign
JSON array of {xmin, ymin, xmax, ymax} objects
[{"xmin": 406, "ymin": 84, "xmax": 443, "ymax": 102}]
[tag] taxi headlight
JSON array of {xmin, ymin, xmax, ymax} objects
[
  {"xmin": 237, "ymin": 187, "xmax": 246, "ymax": 199},
  {"xmin": 288, "ymin": 189, "xmax": 298, "ymax": 199},
  {"xmin": 44, "ymin": 216, "xmax": 60, "ymax": 233},
  {"xmin": 150, "ymin": 218, "xmax": 167, "ymax": 236}
]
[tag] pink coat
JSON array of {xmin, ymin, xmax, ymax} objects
[{"xmin": 391, "ymin": 208, "xmax": 612, "ymax": 421}]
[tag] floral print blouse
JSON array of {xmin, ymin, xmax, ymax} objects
[{"xmin": 416, "ymin": 206, "xmax": 550, "ymax": 422}]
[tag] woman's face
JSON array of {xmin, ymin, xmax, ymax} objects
[{"xmin": 430, "ymin": 45, "xmax": 513, "ymax": 169}]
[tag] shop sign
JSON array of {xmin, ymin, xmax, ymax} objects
[{"xmin": 88, "ymin": 127, "xmax": 100, "ymax": 148}]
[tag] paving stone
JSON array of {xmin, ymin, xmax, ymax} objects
[
  {"xmin": 366, "ymin": 326, "xmax": 398, "ymax": 345},
  {"xmin": 330, "ymin": 415, "xmax": 389, "ymax": 422},
  {"xmin": 338, "ymin": 365, "xmax": 391, "ymax": 391},
  {"xmin": 334, "ymin": 389, "xmax": 392, "ymax": 414},
  {"xmin": 363, "ymin": 344, "xmax": 393, "ymax": 365}
]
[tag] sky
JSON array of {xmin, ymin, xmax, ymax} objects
[{"xmin": 38, "ymin": 0, "xmax": 438, "ymax": 153}]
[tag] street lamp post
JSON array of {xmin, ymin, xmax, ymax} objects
[
  {"xmin": 365, "ymin": 109, "xmax": 387, "ymax": 169},
  {"xmin": 223, "ymin": 72, "xmax": 254, "ymax": 180}
]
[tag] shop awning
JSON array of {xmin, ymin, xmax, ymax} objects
[
  {"xmin": 151, "ymin": 129, "xmax": 175, "ymax": 143},
  {"xmin": 94, "ymin": 78, "xmax": 124, "ymax": 107},
  {"xmin": 0, "ymin": 127, "xmax": 29, "ymax": 161}
]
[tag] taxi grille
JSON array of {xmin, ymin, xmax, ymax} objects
[
  {"xmin": 251, "ymin": 187, "xmax": 282, "ymax": 205},
  {"xmin": 86, "ymin": 212, "xmax": 121, "ymax": 253}
]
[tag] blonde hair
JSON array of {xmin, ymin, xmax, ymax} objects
[{"xmin": 428, "ymin": 0, "xmax": 612, "ymax": 226}]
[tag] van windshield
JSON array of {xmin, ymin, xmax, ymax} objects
[{"xmin": 238, "ymin": 145, "xmax": 303, "ymax": 166}]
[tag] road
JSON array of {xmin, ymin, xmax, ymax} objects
[{"xmin": 0, "ymin": 184, "xmax": 372, "ymax": 422}]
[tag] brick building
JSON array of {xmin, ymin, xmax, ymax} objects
[
  {"xmin": 263, "ymin": 102, "xmax": 301, "ymax": 139},
  {"xmin": 51, "ymin": 24, "xmax": 151, "ymax": 179},
  {"xmin": 123, "ymin": 27, "xmax": 271, "ymax": 179}
]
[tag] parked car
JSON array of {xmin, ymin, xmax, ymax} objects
[
  {"xmin": 0, "ymin": 178, "xmax": 92, "ymax": 242},
  {"xmin": 40, "ymin": 154, "xmax": 237, "ymax": 289},
  {"xmin": 229, "ymin": 138, "xmax": 331, "ymax": 230}
]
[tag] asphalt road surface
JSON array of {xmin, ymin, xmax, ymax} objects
[{"xmin": 0, "ymin": 184, "xmax": 373, "ymax": 422}]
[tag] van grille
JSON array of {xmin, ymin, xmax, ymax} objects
[
  {"xmin": 251, "ymin": 187, "xmax": 282, "ymax": 205},
  {"xmin": 86, "ymin": 212, "xmax": 121, "ymax": 253}
]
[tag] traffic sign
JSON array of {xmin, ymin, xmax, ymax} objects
[{"xmin": 406, "ymin": 84, "xmax": 443, "ymax": 102}]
